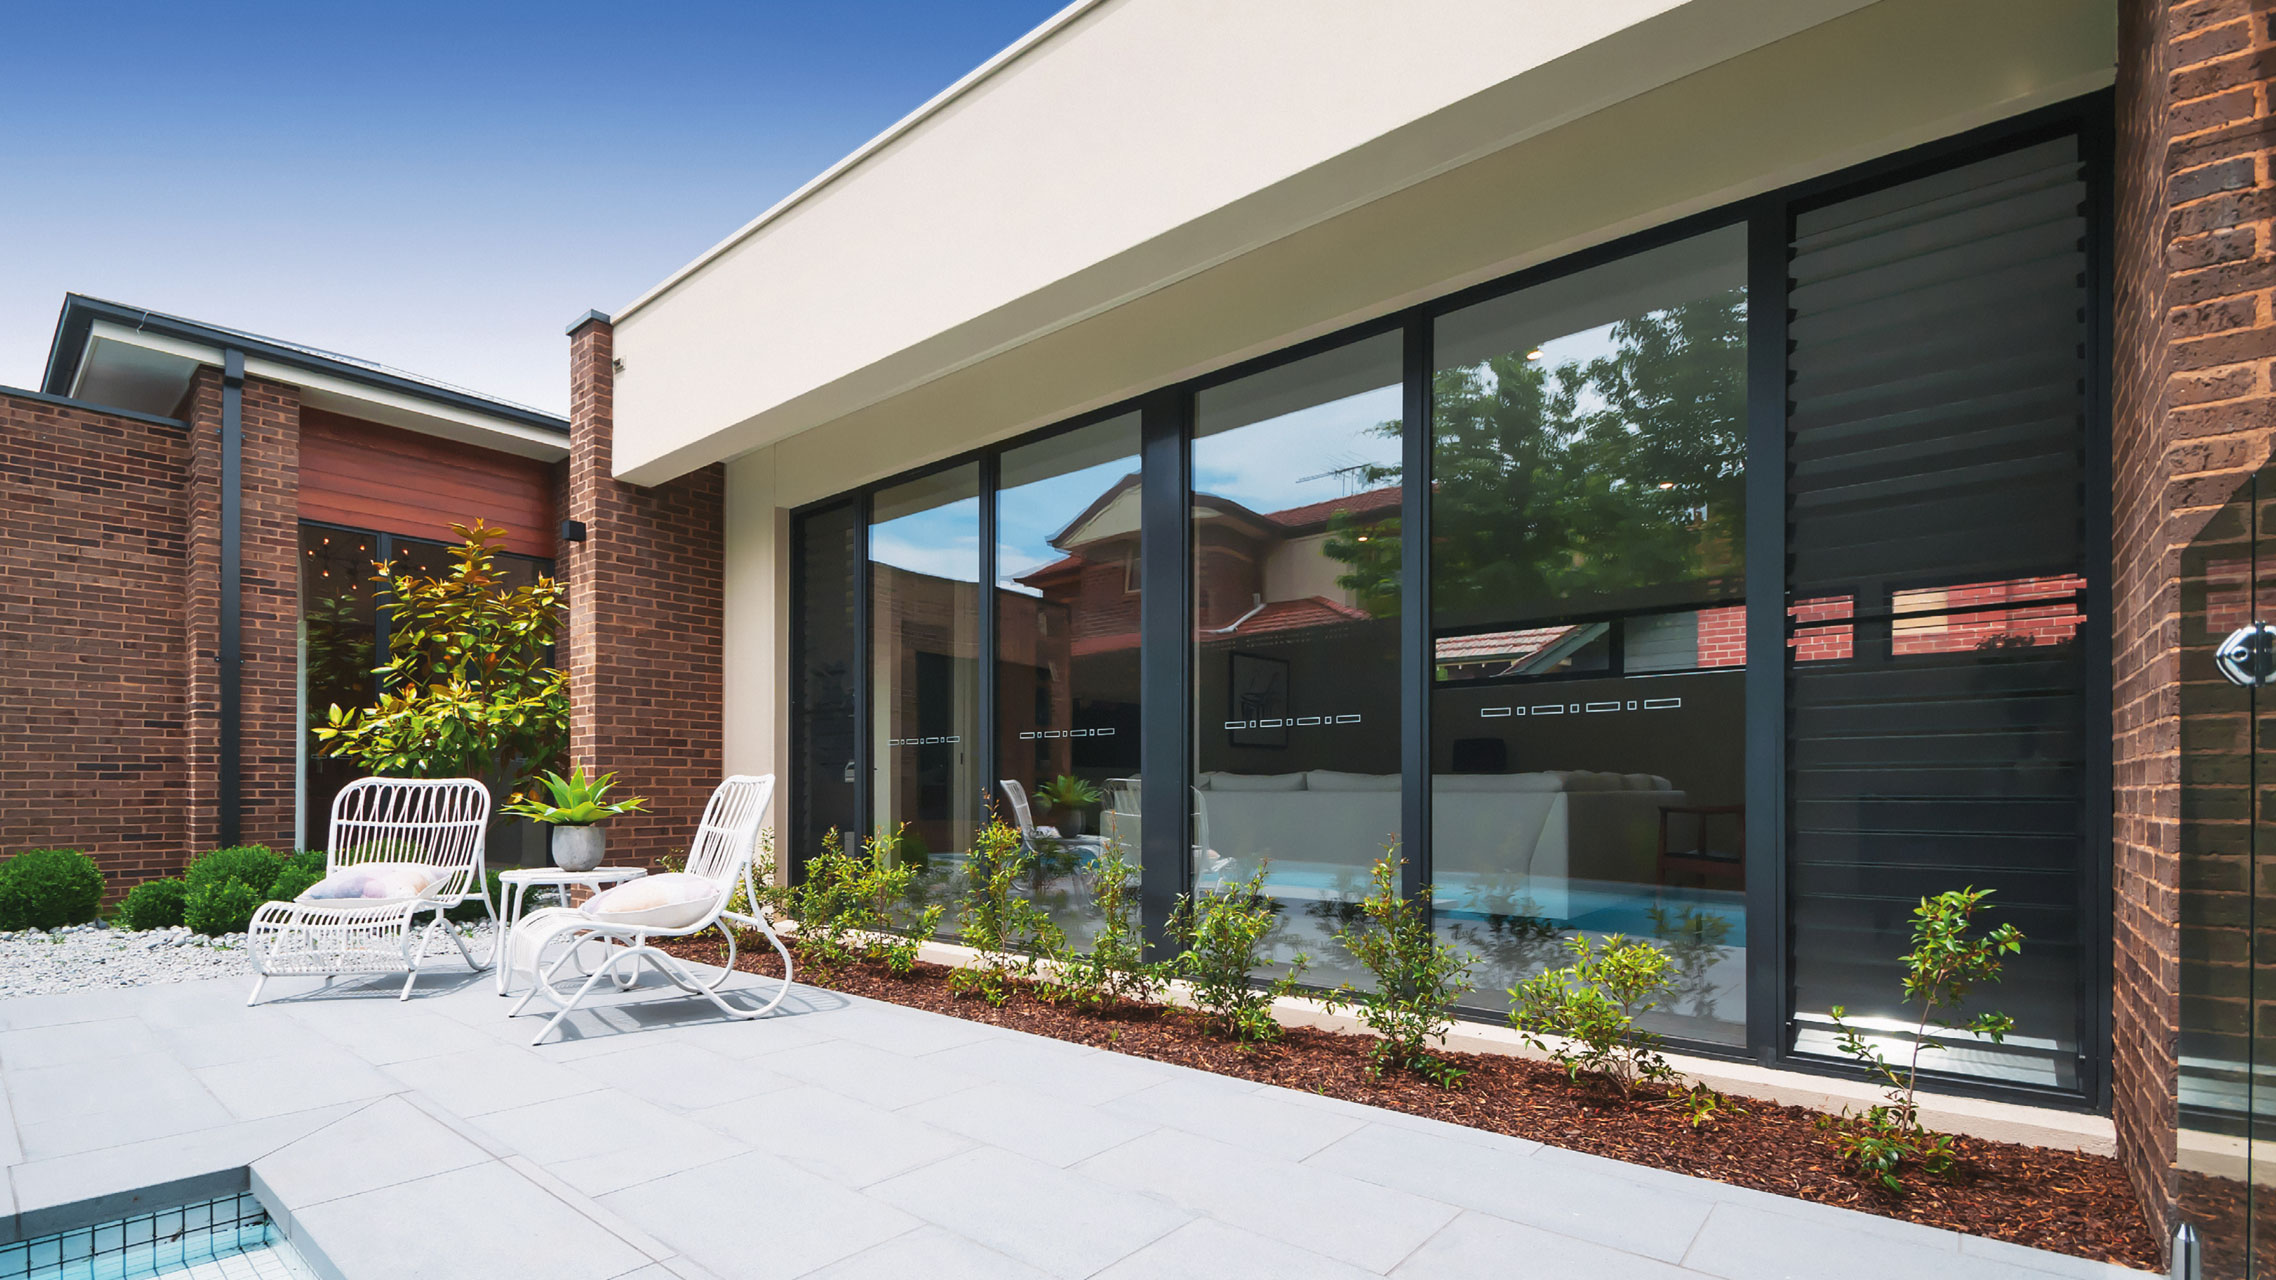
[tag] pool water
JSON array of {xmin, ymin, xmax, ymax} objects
[{"xmin": 0, "ymin": 1193, "xmax": 313, "ymax": 1280}]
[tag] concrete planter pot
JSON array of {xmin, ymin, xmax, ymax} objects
[{"xmin": 551, "ymin": 824, "xmax": 606, "ymax": 872}]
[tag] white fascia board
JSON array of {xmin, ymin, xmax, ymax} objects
[
  {"xmin": 82, "ymin": 320, "xmax": 568, "ymax": 461},
  {"xmin": 607, "ymin": 0, "xmax": 1878, "ymax": 485}
]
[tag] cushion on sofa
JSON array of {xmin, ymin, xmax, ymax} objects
[
  {"xmin": 1304, "ymin": 770, "xmax": 1400, "ymax": 792},
  {"xmin": 1203, "ymin": 772, "xmax": 1308, "ymax": 791},
  {"xmin": 1432, "ymin": 772, "xmax": 1567, "ymax": 793},
  {"xmin": 301, "ymin": 862, "xmax": 442, "ymax": 902},
  {"xmin": 582, "ymin": 872, "xmax": 718, "ymax": 930}
]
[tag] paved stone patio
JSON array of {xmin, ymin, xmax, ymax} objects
[{"xmin": 0, "ymin": 963, "xmax": 2142, "ymax": 1279}]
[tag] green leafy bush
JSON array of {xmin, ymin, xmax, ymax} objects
[
  {"xmin": 185, "ymin": 878, "xmax": 267, "ymax": 936},
  {"xmin": 1045, "ymin": 843, "xmax": 1162, "ymax": 1011},
  {"xmin": 1323, "ymin": 852, "xmax": 1475, "ymax": 1084},
  {"xmin": 117, "ymin": 877, "xmax": 190, "ymax": 930},
  {"xmin": 186, "ymin": 845, "xmax": 284, "ymax": 898},
  {"xmin": 0, "ymin": 849, "xmax": 106, "ymax": 930},
  {"xmin": 1168, "ymin": 867, "xmax": 1305, "ymax": 1042},
  {"xmin": 1820, "ymin": 887, "xmax": 2024, "ymax": 1193},
  {"xmin": 789, "ymin": 827, "xmax": 941, "ymax": 978},
  {"xmin": 266, "ymin": 851, "xmax": 328, "ymax": 906},
  {"xmin": 446, "ymin": 869, "xmax": 506, "ymax": 924},
  {"xmin": 949, "ymin": 820, "xmax": 1064, "ymax": 1005},
  {"xmin": 1509, "ymin": 933, "xmax": 1678, "ymax": 1095}
]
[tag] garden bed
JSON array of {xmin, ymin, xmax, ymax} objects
[{"xmin": 658, "ymin": 937, "xmax": 2157, "ymax": 1270}]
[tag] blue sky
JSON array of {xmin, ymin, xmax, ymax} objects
[{"xmin": 0, "ymin": 1, "xmax": 1067, "ymax": 414}]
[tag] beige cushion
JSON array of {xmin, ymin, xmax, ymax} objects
[
  {"xmin": 1432, "ymin": 772, "xmax": 1567, "ymax": 793},
  {"xmin": 1304, "ymin": 770, "xmax": 1400, "ymax": 792},
  {"xmin": 302, "ymin": 862, "xmax": 442, "ymax": 902},
  {"xmin": 582, "ymin": 873, "xmax": 718, "ymax": 930}
]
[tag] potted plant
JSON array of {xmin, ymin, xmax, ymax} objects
[
  {"xmin": 1033, "ymin": 774, "xmax": 1101, "ymax": 837},
  {"xmin": 504, "ymin": 767, "xmax": 650, "ymax": 871}
]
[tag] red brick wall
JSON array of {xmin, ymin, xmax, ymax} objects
[
  {"xmin": 565, "ymin": 317, "xmax": 727, "ymax": 868},
  {"xmin": 180, "ymin": 370, "xmax": 302, "ymax": 853},
  {"xmin": 0, "ymin": 391, "xmax": 192, "ymax": 885},
  {"xmin": 2111, "ymin": 0, "xmax": 2276, "ymax": 1251}
]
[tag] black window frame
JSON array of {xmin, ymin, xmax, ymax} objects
[{"xmin": 785, "ymin": 90, "xmax": 2114, "ymax": 1108}]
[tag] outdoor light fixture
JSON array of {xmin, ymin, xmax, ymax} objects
[{"xmin": 1525, "ymin": 348, "xmax": 1544, "ymax": 360}]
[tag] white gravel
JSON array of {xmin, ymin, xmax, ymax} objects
[{"xmin": 0, "ymin": 921, "xmax": 498, "ymax": 999}]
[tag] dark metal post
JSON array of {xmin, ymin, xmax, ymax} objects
[
  {"xmin": 977, "ymin": 453, "xmax": 1000, "ymax": 826},
  {"xmin": 219, "ymin": 349, "xmax": 245, "ymax": 847},
  {"xmin": 852, "ymin": 491, "xmax": 874, "ymax": 842},
  {"xmin": 1138, "ymin": 390, "xmax": 1191, "ymax": 954},
  {"xmin": 1399, "ymin": 318, "xmax": 1432, "ymax": 902},
  {"xmin": 1743, "ymin": 205, "xmax": 1790, "ymax": 1063}
]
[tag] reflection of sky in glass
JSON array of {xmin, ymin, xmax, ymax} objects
[
  {"xmin": 871, "ymin": 495, "xmax": 980, "ymax": 582},
  {"xmin": 997, "ymin": 459, "xmax": 1137, "ymax": 593},
  {"xmin": 1194, "ymin": 385, "xmax": 1402, "ymax": 513}
]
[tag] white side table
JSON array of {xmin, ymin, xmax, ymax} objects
[{"xmin": 495, "ymin": 866, "xmax": 647, "ymax": 996}]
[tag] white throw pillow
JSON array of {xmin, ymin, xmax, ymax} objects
[
  {"xmin": 301, "ymin": 862, "xmax": 442, "ymax": 902},
  {"xmin": 582, "ymin": 872, "xmax": 718, "ymax": 930},
  {"xmin": 1304, "ymin": 770, "xmax": 1399, "ymax": 792}
]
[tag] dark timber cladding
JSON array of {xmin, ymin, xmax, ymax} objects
[{"xmin": 1783, "ymin": 134, "xmax": 2096, "ymax": 1092}]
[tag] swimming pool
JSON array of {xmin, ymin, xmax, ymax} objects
[{"xmin": 0, "ymin": 1192, "xmax": 312, "ymax": 1280}]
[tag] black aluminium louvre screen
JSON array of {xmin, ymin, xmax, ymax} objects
[{"xmin": 1782, "ymin": 133, "xmax": 2093, "ymax": 1089}]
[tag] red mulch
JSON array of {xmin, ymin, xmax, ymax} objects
[{"xmin": 659, "ymin": 936, "xmax": 2158, "ymax": 1270}]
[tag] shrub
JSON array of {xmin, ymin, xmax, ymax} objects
[
  {"xmin": 1046, "ymin": 842, "xmax": 1162, "ymax": 1011},
  {"xmin": 186, "ymin": 845, "xmax": 284, "ymax": 898},
  {"xmin": 117, "ymin": 877, "xmax": 190, "ymax": 931},
  {"xmin": 185, "ymin": 878, "xmax": 268, "ymax": 936},
  {"xmin": 790, "ymin": 827, "xmax": 942, "ymax": 978},
  {"xmin": 446, "ymin": 869, "xmax": 506, "ymax": 924},
  {"xmin": 0, "ymin": 849, "xmax": 106, "ymax": 930},
  {"xmin": 1820, "ymin": 887, "xmax": 2024, "ymax": 1193},
  {"xmin": 1323, "ymin": 852, "xmax": 1475, "ymax": 1085},
  {"xmin": 949, "ymin": 820, "xmax": 1064, "ymax": 1005},
  {"xmin": 1509, "ymin": 933, "xmax": 1679, "ymax": 1095},
  {"xmin": 1168, "ymin": 867, "xmax": 1305, "ymax": 1042},
  {"xmin": 267, "ymin": 851, "xmax": 328, "ymax": 906}
]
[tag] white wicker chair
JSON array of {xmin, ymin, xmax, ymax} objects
[
  {"xmin": 246, "ymin": 776, "xmax": 495, "ymax": 1005},
  {"xmin": 508, "ymin": 775, "xmax": 792, "ymax": 1045}
]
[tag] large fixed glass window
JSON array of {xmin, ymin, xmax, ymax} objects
[
  {"xmin": 1191, "ymin": 332, "xmax": 1404, "ymax": 988},
  {"xmin": 996, "ymin": 414, "xmax": 1145, "ymax": 947},
  {"xmin": 871, "ymin": 466, "xmax": 983, "ymax": 900},
  {"xmin": 1429, "ymin": 227, "xmax": 1750, "ymax": 1044},
  {"xmin": 792, "ymin": 503, "xmax": 861, "ymax": 863}
]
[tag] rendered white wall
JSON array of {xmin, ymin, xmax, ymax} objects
[{"xmin": 721, "ymin": 448, "xmax": 791, "ymax": 877}]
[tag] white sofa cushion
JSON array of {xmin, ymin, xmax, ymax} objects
[
  {"xmin": 301, "ymin": 862, "xmax": 442, "ymax": 902},
  {"xmin": 1432, "ymin": 772, "xmax": 1566, "ymax": 793},
  {"xmin": 1203, "ymin": 772, "xmax": 1308, "ymax": 791},
  {"xmin": 1305, "ymin": 770, "xmax": 1400, "ymax": 791},
  {"xmin": 582, "ymin": 873, "xmax": 717, "ymax": 930}
]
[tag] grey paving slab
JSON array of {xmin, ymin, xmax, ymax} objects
[
  {"xmin": 802, "ymin": 1225, "xmax": 1055, "ymax": 1280},
  {"xmin": 690, "ymin": 1084, "xmax": 970, "ymax": 1187},
  {"xmin": 600, "ymin": 1150, "xmax": 919, "ymax": 1280},
  {"xmin": 382, "ymin": 1041, "xmax": 604, "ymax": 1114},
  {"xmin": 0, "ymin": 973, "xmax": 2140, "ymax": 1280},
  {"xmin": 1307, "ymin": 1120, "xmax": 1714, "ymax": 1261},
  {"xmin": 1393, "ymin": 1209, "xmax": 1707, "ymax": 1280},
  {"xmin": 904, "ymin": 1080, "xmax": 1156, "ymax": 1167},
  {"xmin": 1092, "ymin": 1215, "xmax": 1383, "ymax": 1280},
  {"xmin": 471, "ymin": 1087, "xmax": 746, "ymax": 1197},
  {"xmin": 1077, "ymin": 1126, "xmax": 1459, "ymax": 1274},
  {"xmin": 1102, "ymin": 1072, "xmax": 1368, "ymax": 1161},
  {"xmin": 289, "ymin": 1159, "xmax": 650, "ymax": 1280},
  {"xmin": 569, "ymin": 1040, "xmax": 799, "ymax": 1111},
  {"xmin": 870, "ymin": 1146, "xmax": 1192, "ymax": 1278},
  {"xmin": 756, "ymin": 1038, "xmax": 982, "ymax": 1110},
  {"xmin": 250, "ymin": 1096, "xmax": 488, "ymax": 1208}
]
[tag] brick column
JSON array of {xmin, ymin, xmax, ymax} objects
[
  {"xmin": 181, "ymin": 366, "xmax": 302, "ymax": 854},
  {"xmin": 565, "ymin": 313, "xmax": 726, "ymax": 867},
  {"xmin": 2112, "ymin": 0, "xmax": 2276, "ymax": 1251}
]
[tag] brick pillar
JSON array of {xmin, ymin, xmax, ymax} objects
[
  {"xmin": 2112, "ymin": 0, "xmax": 2276, "ymax": 1252},
  {"xmin": 565, "ymin": 313, "xmax": 726, "ymax": 867},
  {"xmin": 181, "ymin": 366, "xmax": 302, "ymax": 854}
]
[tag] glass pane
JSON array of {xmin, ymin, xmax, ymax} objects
[
  {"xmin": 1428, "ymin": 226, "xmax": 1749, "ymax": 1046},
  {"xmin": 1192, "ymin": 331, "xmax": 1404, "ymax": 989},
  {"xmin": 793, "ymin": 504, "xmax": 862, "ymax": 865},
  {"xmin": 872, "ymin": 466, "xmax": 983, "ymax": 913},
  {"xmin": 997, "ymin": 415, "xmax": 1145, "ymax": 948},
  {"xmin": 299, "ymin": 525, "xmax": 380, "ymax": 845}
]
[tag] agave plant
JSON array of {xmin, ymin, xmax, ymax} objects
[{"xmin": 503, "ymin": 766, "xmax": 649, "ymax": 826}]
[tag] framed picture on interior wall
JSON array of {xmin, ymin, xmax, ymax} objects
[{"xmin": 1228, "ymin": 651, "xmax": 1290, "ymax": 748}]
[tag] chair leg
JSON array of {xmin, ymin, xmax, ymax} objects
[
  {"xmin": 247, "ymin": 974, "xmax": 267, "ymax": 1007},
  {"xmin": 531, "ymin": 953, "xmax": 626, "ymax": 1046}
]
